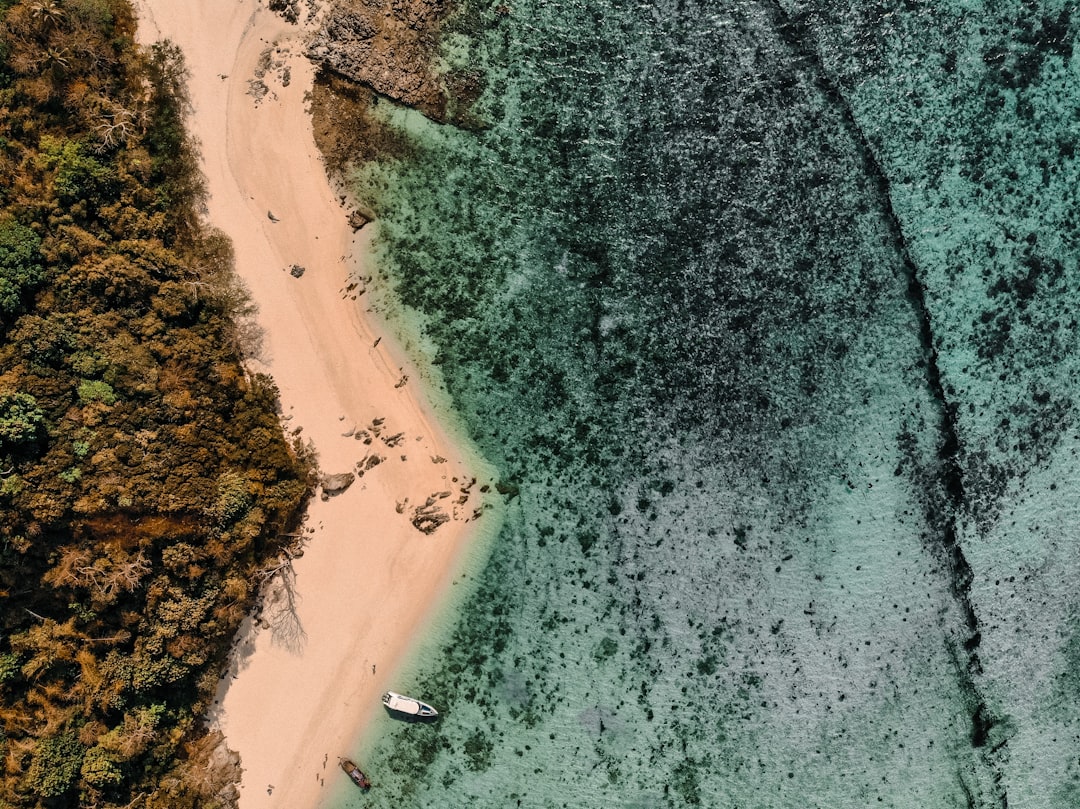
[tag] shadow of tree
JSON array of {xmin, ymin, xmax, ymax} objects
[{"xmin": 261, "ymin": 559, "xmax": 306, "ymax": 654}]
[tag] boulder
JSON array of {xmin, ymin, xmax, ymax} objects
[
  {"xmin": 348, "ymin": 209, "xmax": 372, "ymax": 231},
  {"xmin": 320, "ymin": 471, "xmax": 356, "ymax": 496}
]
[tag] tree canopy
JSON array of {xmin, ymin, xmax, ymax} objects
[
  {"xmin": 0, "ymin": 3, "xmax": 311, "ymax": 807},
  {"xmin": 0, "ymin": 219, "xmax": 44, "ymax": 321}
]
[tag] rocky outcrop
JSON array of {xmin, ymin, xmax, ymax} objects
[{"xmin": 307, "ymin": 0, "xmax": 451, "ymax": 121}]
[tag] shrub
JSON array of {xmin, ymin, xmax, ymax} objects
[
  {"xmin": 76, "ymin": 378, "xmax": 116, "ymax": 404},
  {"xmin": 37, "ymin": 135, "xmax": 114, "ymax": 204},
  {"xmin": 80, "ymin": 745, "xmax": 122, "ymax": 788},
  {"xmin": 0, "ymin": 652, "xmax": 19, "ymax": 682},
  {"xmin": 0, "ymin": 390, "xmax": 44, "ymax": 446},
  {"xmin": 24, "ymin": 731, "xmax": 85, "ymax": 798},
  {"xmin": 212, "ymin": 470, "xmax": 252, "ymax": 525}
]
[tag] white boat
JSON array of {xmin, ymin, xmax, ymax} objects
[{"xmin": 382, "ymin": 691, "xmax": 439, "ymax": 718}]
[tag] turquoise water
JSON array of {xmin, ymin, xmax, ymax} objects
[{"xmin": 331, "ymin": 1, "xmax": 1080, "ymax": 806}]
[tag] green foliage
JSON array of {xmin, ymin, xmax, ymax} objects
[
  {"xmin": 212, "ymin": 470, "xmax": 252, "ymax": 525},
  {"xmin": 0, "ymin": 218, "xmax": 43, "ymax": 320},
  {"xmin": 37, "ymin": 135, "xmax": 114, "ymax": 203},
  {"xmin": 10, "ymin": 313, "xmax": 76, "ymax": 367},
  {"xmin": 80, "ymin": 745, "xmax": 122, "ymax": 788},
  {"xmin": 96, "ymin": 704, "xmax": 163, "ymax": 761},
  {"xmin": 0, "ymin": 651, "xmax": 19, "ymax": 682},
  {"xmin": 68, "ymin": 0, "xmax": 117, "ymax": 27},
  {"xmin": 76, "ymin": 378, "xmax": 116, "ymax": 405},
  {"xmin": 24, "ymin": 732, "xmax": 85, "ymax": 798},
  {"xmin": 0, "ymin": 390, "xmax": 43, "ymax": 446},
  {"xmin": 144, "ymin": 41, "xmax": 202, "ymax": 233},
  {"xmin": 70, "ymin": 349, "xmax": 107, "ymax": 377}
]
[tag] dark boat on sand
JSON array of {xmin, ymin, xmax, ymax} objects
[{"xmin": 339, "ymin": 757, "xmax": 372, "ymax": 790}]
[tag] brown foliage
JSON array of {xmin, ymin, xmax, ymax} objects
[
  {"xmin": 0, "ymin": 2, "xmax": 311, "ymax": 807},
  {"xmin": 43, "ymin": 544, "xmax": 151, "ymax": 605}
]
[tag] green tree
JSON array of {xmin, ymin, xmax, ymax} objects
[
  {"xmin": 24, "ymin": 731, "xmax": 85, "ymax": 798},
  {"xmin": 0, "ymin": 218, "xmax": 44, "ymax": 319},
  {"xmin": 37, "ymin": 134, "xmax": 114, "ymax": 203},
  {"xmin": 76, "ymin": 378, "xmax": 116, "ymax": 405},
  {"xmin": 80, "ymin": 744, "xmax": 123, "ymax": 788},
  {"xmin": 10, "ymin": 312, "xmax": 77, "ymax": 367},
  {"xmin": 0, "ymin": 390, "xmax": 44, "ymax": 446},
  {"xmin": 211, "ymin": 470, "xmax": 252, "ymax": 525}
]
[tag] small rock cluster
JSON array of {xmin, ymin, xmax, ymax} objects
[
  {"xmin": 411, "ymin": 495, "xmax": 450, "ymax": 534},
  {"xmin": 348, "ymin": 209, "xmax": 371, "ymax": 230},
  {"xmin": 268, "ymin": 0, "xmax": 300, "ymax": 23},
  {"xmin": 248, "ymin": 44, "xmax": 293, "ymax": 105}
]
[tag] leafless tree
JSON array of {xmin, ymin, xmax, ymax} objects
[
  {"xmin": 44, "ymin": 547, "xmax": 152, "ymax": 601},
  {"xmin": 95, "ymin": 103, "xmax": 147, "ymax": 152}
]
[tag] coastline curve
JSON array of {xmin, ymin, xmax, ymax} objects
[{"xmin": 133, "ymin": 2, "xmax": 500, "ymax": 807}]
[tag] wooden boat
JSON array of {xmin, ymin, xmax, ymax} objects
[
  {"xmin": 382, "ymin": 690, "xmax": 439, "ymax": 719},
  {"xmin": 339, "ymin": 758, "xmax": 371, "ymax": 790}
]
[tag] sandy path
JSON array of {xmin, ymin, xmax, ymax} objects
[{"xmin": 133, "ymin": 3, "xmax": 494, "ymax": 807}]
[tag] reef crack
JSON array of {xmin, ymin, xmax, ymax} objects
[{"xmin": 763, "ymin": 2, "xmax": 1007, "ymax": 806}]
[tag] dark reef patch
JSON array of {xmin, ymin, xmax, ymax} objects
[{"xmin": 314, "ymin": 0, "xmax": 1080, "ymax": 806}]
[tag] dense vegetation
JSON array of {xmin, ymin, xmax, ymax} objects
[{"xmin": 0, "ymin": 2, "xmax": 309, "ymax": 806}]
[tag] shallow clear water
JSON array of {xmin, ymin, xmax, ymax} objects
[{"xmin": 330, "ymin": 1, "xmax": 1080, "ymax": 806}]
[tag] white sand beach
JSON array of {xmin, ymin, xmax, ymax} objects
[{"xmin": 133, "ymin": 2, "xmax": 494, "ymax": 806}]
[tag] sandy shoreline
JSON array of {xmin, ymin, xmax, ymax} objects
[{"xmin": 133, "ymin": 2, "xmax": 496, "ymax": 807}]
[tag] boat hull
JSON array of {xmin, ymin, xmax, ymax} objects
[
  {"xmin": 382, "ymin": 690, "xmax": 439, "ymax": 720},
  {"xmin": 339, "ymin": 758, "xmax": 371, "ymax": 790}
]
